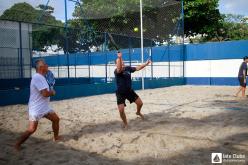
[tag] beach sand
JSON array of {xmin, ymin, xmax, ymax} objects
[{"xmin": 1, "ymin": 86, "xmax": 248, "ymax": 165}]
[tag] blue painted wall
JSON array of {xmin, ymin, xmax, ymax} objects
[
  {"xmin": 0, "ymin": 78, "xmax": 185, "ymax": 106},
  {"xmin": 33, "ymin": 44, "xmax": 184, "ymax": 66},
  {"xmin": 185, "ymin": 77, "xmax": 242, "ymax": 86},
  {"xmin": 185, "ymin": 40, "xmax": 248, "ymax": 61},
  {"xmin": 185, "ymin": 40, "xmax": 248, "ymax": 85},
  {"xmin": 33, "ymin": 40, "xmax": 248, "ymax": 66}
]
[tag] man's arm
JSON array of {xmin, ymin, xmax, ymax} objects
[
  {"xmin": 34, "ymin": 76, "xmax": 56, "ymax": 97},
  {"xmin": 41, "ymin": 89, "xmax": 55, "ymax": 97},
  {"xmin": 116, "ymin": 52, "xmax": 123, "ymax": 73},
  {"xmin": 136, "ymin": 60, "xmax": 152, "ymax": 71},
  {"xmin": 243, "ymin": 69, "xmax": 246, "ymax": 83}
]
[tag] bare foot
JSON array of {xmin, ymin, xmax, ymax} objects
[
  {"xmin": 53, "ymin": 136, "xmax": 63, "ymax": 142},
  {"xmin": 121, "ymin": 123, "xmax": 128, "ymax": 129},
  {"xmin": 136, "ymin": 112, "xmax": 144, "ymax": 120}
]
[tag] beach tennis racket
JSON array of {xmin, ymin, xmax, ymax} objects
[
  {"xmin": 45, "ymin": 70, "xmax": 55, "ymax": 90},
  {"xmin": 108, "ymin": 33, "xmax": 119, "ymax": 50}
]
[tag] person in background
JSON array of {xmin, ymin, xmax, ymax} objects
[{"xmin": 236, "ymin": 56, "xmax": 248, "ymax": 97}]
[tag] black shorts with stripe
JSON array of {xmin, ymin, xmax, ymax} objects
[
  {"xmin": 116, "ymin": 90, "xmax": 139, "ymax": 106},
  {"xmin": 238, "ymin": 77, "xmax": 246, "ymax": 87}
]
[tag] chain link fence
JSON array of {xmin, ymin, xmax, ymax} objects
[{"xmin": 0, "ymin": 0, "xmax": 184, "ymax": 89}]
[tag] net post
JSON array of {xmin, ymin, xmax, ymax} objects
[
  {"xmin": 64, "ymin": 0, "xmax": 70, "ymax": 79},
  {"xmin": 140, "ymin": 0, "xmax": 144, "ymax": 90},
  {"xmin": 181, "ymin": 0, "xmax": 185, "ymax": 78},
  {"xmin": 19, "ymin": 22, "xmax": 23, "ymax": 78},
  {"xmin": 150, "ymin": 45, "xmax": 153, "ymax": 79},
  {"xmin": 104, "ymin": 32, "xmax": 108, "ymax": 83},
  {"xmin": 128, "ymin": 36, "xmax": 132, "ymax": 66}
]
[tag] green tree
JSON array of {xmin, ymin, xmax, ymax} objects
[
  {"xmin": 222, "ymin": 14, "xmax": 248, "ymax": 41},
  {"xmin": 184, "ymin": 0, "xmax": 223, "ymax": 42},
  {"xmin": 0, "ymin": 2, "xmax": 38, "ymax": 22},
  {"xmin": 71, "ymin": 0, "xmax": 180, "ymax": 48},
  {"xmin": 0, "ymin": 2, "xmax": 61, "ymax": 25},
  {"xmin": 0, "ymin": 2, "xmax": 64, "ymax": 52}
]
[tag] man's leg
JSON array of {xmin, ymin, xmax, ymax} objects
[
  {"xmin": 44, "ymin": 112, "xmax": 61, "ymax": 141},
  {"xmin": 15, "ymin": 121, "xmax": 38, "ymax": 151},
  {"xmin": 118, "ymin": 104, "xmax": 128, "ymax": 128},
  {"xmin": 242, "ymin": 87, "xmax": 246, "ymax": 97},
  {"xmin": 135, "ymin": 97, "xmax": 144, "ymax": 120}
]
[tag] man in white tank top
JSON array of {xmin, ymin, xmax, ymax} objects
[{"xmin": 15, "ymin": 59, "xmax": 61, "ymax": 151}]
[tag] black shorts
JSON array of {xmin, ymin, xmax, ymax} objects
[
  {"xmin": 116, "ymin": 90, "xmax": 139, "ymax": 106},
  {"xmin": 239, "ymin": 77, "xmax": 246, "ymax": 87}
]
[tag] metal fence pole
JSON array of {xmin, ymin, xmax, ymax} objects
[
  {"xmin": 150, "ymin": 46, "xmax": 153, "ymax": 79},
  {"xmin": 181, "ymin": 0, "xmax": 185, "ymax": 78},
  {"xmin": 128, "ymin": 37, "xmax": 132, "ymax": 66},
  {"xmin": 27, "ymin": 23, "xmax": 32, "ymax": 78},
  {"xmin": 17, "ymin": 48, "xmax": 20, "ymax": 78},
  {"xmin": 19, "ymin": 22, "xmax": 23, "ymax": 78},
  {"xmin": 57, "ymin": 54, "xmax": 60, "ymax": 78},
  {"xmin": 104, "ymin": 32, "xmax": 107, "ymax": 83},
  {"xmin": 64, "ymin": 0, "xmax": 70, "ymax": 79},
  {"xmin": 75, "ymin": 53, "xmax": 77, "ymax": 78},
  {"xmin": 88, "ymin": 51, "xmax": 91, "ymax": 83},
  {"xmin": 168, "ymin": 43, "xmax": 170, "ymax": 78},
  {"xmin": 140, "ymin": 0, "xmax": 144, "ymax": 90},
  {"xmin": 29, "ymin": 48, "xmax": 32, "ymax": 78}
]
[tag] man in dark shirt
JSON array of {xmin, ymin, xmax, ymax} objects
[
  {"xmin": 236, "ymin": 56, "xmax": 248, "ymax": 97},
  {"xmin": 115, "ymin": 51, "xmax": 151, "ymax": 128}
]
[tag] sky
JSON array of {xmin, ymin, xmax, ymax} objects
[
  {"xmin": 219, "ymin": 0, "xmax": 248, "ymax": 16},
  {"xmin": 0, "ymin": 0, "xmax": 247, "ymax": 21},
  {"xmin": 0, "ymin": 0, "xmax": 76, "ymax": 21}
]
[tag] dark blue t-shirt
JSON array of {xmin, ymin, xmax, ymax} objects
[
  {"xmin": 115, "ymin": 66, "xmax": 136, "ymax": 94},
  {"xmin": 238, "ymin": 62, "xmax": 247, "ymax": 77}
]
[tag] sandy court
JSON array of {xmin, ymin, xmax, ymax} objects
[{"xmin": 1, "ymin": 85, "xmax": 248, "ymax": 165}]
